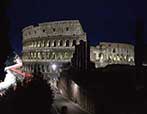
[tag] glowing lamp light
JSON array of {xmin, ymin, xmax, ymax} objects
[
  {"xmin": 72, "ymin": 82, "xmax": 79, "ymax": 97},
  {"xmin": 74, "ymin": 83, "xmax": 78, "ymax": 91},
  {"xmin": 52, "ymin": 64, "xmax": 57, "ymax": 71},
  {"xmin": 60, "ymin": 89, "xmax": 63, "ymax": 94}
]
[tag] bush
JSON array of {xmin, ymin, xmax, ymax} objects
[{"xmin": 1, "ymin": 71, "xmax": 54, "ymax": 114}]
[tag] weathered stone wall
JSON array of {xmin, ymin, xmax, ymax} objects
[
  {"xmin": 57, "ymin": 76, "xmax": 95, "ymax": 114},
  {"xmin": 90, "ymin": 42, "xmax": 135, "ymax": 68}
]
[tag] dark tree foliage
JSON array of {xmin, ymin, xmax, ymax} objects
[
  {"xmin": 5, "ymin": 51, "xmax": 18, "ymax": 67},
  {"xmin": 0, "ymin": 71, "xmax": 54, "ymax": 114}
]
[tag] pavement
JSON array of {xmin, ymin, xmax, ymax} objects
[{"xmin": 52, "ymin": 94, "xmax": 92, "ymax": 114}]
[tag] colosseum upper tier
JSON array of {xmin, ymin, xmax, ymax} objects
[
  {"xmin": 90, "ymin": 42, "xmax": 135, "ymax": 68},
  {"xmin": 22, "ymin": 20, "xmax": 86, "ymax": 77}
]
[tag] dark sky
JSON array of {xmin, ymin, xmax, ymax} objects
[{"xmin": 7, "ymin": 0, "xmax": 147, "ymax": 54}]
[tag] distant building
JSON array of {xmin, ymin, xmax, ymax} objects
[
  {"xmin": 90, "ymin": 42, "xmax": 135, "ymax": 68},
  {"xmin": 22, "ymin": 20, "xmax": 87, "ymax": 79}
]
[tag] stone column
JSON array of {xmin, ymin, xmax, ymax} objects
[
  {"xmin": 57, "ymin": 40, "xmax": 60, "ymax": 46},
  {"xmin": 63, "ymin": 40, "xmax": 66, "ymax": 47},
  {"xmin": 69, "ymin": 40, "xmax": 73, "ymax": 47},
  {"xmin": 51, "ymin": 40, "xmax": 54, "ymax": 47}
]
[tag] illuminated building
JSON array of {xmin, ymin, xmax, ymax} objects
[
  {"xmin": 22, "ymin": 20, "xmax": 87, "ymax": 79},
  {"xmin": 90, "ymin": 42, "xmax": 135, "ymax": 68}
]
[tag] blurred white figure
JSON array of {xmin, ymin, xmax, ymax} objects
[
  {"xmin": 0, "ymin": 69, "xmax": 16, "ymax": 91},
  {"xmin": 0, "ymin": 57, "xmax": 22, "ymax": 93}
]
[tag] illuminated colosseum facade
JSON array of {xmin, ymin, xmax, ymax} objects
[
  {"xmin": 22, "ymin": 20, "xmax": 87, "ymax": 80},
  {"xmin": 90, "ymin": 42, "xmax": 135, "ymax": 68}
]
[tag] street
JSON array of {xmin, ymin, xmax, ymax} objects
[{"xmin": 52, "ymin": 94, "xmax": 92, "ymax": 114}]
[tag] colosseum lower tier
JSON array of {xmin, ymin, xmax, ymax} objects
[
  {"xmin": 22, "ymin": 20, "xmax": 87, "ymax": 80},
  {"xmin": 90, "ymin": 42, "xmax": 135, "ymax": 68}
]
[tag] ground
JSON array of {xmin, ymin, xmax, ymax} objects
[{"xmin": 52, "ymin": 94, "xmax": 92, "ymax": 114}]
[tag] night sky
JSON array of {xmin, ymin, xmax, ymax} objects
[{"xmin": 6, "ymin": 0, "xmax": 147, "ymax": 54}]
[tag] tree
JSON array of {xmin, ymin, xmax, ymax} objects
[{"xmin": 2, "ymin": 67, "xmax": 54, "ymax": 114}]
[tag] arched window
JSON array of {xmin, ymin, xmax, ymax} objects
[
  {"xmin": 43, "ymin": 29, "xmax": 46, "ymax": 33},
  {"xmin": 54, "ymin": 40, "xmax": 57, "ymax": 47},
  {"xmin": 53, "ymin": 28, "xmax": 56, "ymax": 32},
  {"xmin": 72, "ymin": 40, "xmax": 76, "ymax": 46},
  {"xmin": 66, "ymin": 27, "xmax": 69, "ymax": 31},
  {"xmin": 42, "ymin": 52, "xmax": 46, "ymax": 59},
  {"xmin": 47, "ymin": 53, "xmax": 50, "ymax": 59},
  {"xmin": 34, "ymin": 30, "xmax": 37, "ymax": 34},
  {"xmin": 66, "ymin": 40, "xmax": 69, "ymax": 47},
  {"xmin": 34, "ymin": 42, "xmax": 37, "ymax": 47},
  {"xmin": 34, "ymin": 52, "xmax": 36, "ymax": 59},
  {"xmin": 52, "ymin": 53, "xmax": 55, "ymax": 59},
  {"xmin": 60, "ymin": 40, "xmax": 63, "ymax": 46},
  {"xmin": 42, "ymin": 65, "xmax": 44, "ymax": 72},
  {"xmin": 46, "ymin": 41, "xmax": 50, "ymax": 47},
  {"xmin": 37, "ymin": 41, "xmax": 41, "ymax": 47},
  {"xmin": 38, "ymin": 52, "xmax": 41, "ymax": 59},
  {"xmin": 113, "ymin": 48, "xmax": 116, "ymax": 53},
  {"xmin": 59, "ymin": 53, "xmax": 63, "ymax": 60},
  {"xmin": 31, "ymin": 52, "xmax": 33, "ymax": 59},
  {"xmin": 41, "ymin": 41, "xmax": 45, "ymax": 47}
]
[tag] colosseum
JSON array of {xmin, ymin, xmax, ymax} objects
[
  {"xmin": 22, "ymin": 20, "xmax": 136, "ymax": 78},
  {"xmin": 22, "ymin": 20, "xmax": 87, "ymax": 81},
  {"xmin": 90, "ymin": 42, "xmax": 135, "ymax": 68}
]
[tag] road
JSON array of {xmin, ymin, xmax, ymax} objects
[{"xmin": 52, "ymin": 94, "xmax": 92, "ymax": 114}]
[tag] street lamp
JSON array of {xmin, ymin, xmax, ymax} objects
[{"xmin": 51, "ymin": 64, "xmax": 57, "ymax": 71}]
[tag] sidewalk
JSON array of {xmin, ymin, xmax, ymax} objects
[{"xmin": 53, "ymin": 94, "xmax": 93, "ymax": 114}]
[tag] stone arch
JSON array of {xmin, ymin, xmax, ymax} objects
[
  {"xmin": 76, "ymin": 40, "xmax": 80, "ymax": 45},
  {"xmin": 116, "ymin": 54, "xmax": 120, "ymax": 61},
  {"xmin": 34, "ymin": 41, "xmax": 37, "ymax": 47},
  {"xmin": 112, "ymin": 48, "xmax": 116, "ymax": 53},
  {"xmin": 44, "ymin": 65, "xmax": 47, "ymax": 73},
  {"xmin": 32, "ymin": 42, "xmax": 34, "ymax": 47},
  {"xmin": 31, "ymin": 65, "xmax": 33, "ymax": 72},
  {"xmin": 57, "ymin": 52, "xmax": 62, "ymax": 60},
  {"xmin": 54, "ymin": 40, "xmax": 57, "ymax": 47},
  {"xmin": 41, "ymin": 65, "xmax": 44, "ymax": 72},
  {"xmin": 38, "ymin": 52, "xmax": 41, "ymax": 59},
  {"xmin": 47, "ymin": 52, "xmax": 50, "ymax": 59},
  {"xmin": 69, "ymin": 40, "xmax": 73, "ymax": 47},
  {"xmin": 41, "ymin": 40, "xmax": 45, "ymax": 47},
  {"xmin": 66, "ymin": 40, "xmax": 70, "ymax": 47},
  {"xmin": 36, "ymin": 64, "xmax": 40, "ymax": 72},
  {"xmin": 37, "ymin": 41, "xmax": 39, "ymax": 47},
  {"xmin": 51, "ymin": 40, "xmax": 55, "ymax": 47},
  {"xmin": 42, "ymin": 52, "xmax": 46, "ymax": 60},
  {"xmin": 46, "ymin": 41, "xmax": 50, "ymax": 47},
  {"xmin": 60, "ymin": 40, "xmax": 63, "ymax": 46},
  {"xmin": 79, "ymin": 39, "xmax": 83, "ymax": 43},
  {"xmin": 40, "ymin": 52, "xmax": 43, "ymax": 59},
  {"xmin": 64, "ymin": 52, "xmax": 69, "ymax": 59},
  {"xmin": 31, "ymin": 52, "xmax": 33, "ymax": 59},
  {"xmin": 28, "ymin": 52, "xmax": 31, "ymax": 59},
  {"xmin": 34, "ymin": 52, "xmax": 37, "ymax": 59},
  {"xmin": 47, "ymin": 65, "xmax": 50, "ymax": 72},
  {"xmin": 56, "ymin": 52, "xmax": 60, "ymax": 60},
  {"xmin": 72, "ymin": 40, "xmax": 76, "ymax": 46},
  {"xmin": 51, "ymin": 52, "xmax": 56, "ymax": 59}
]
